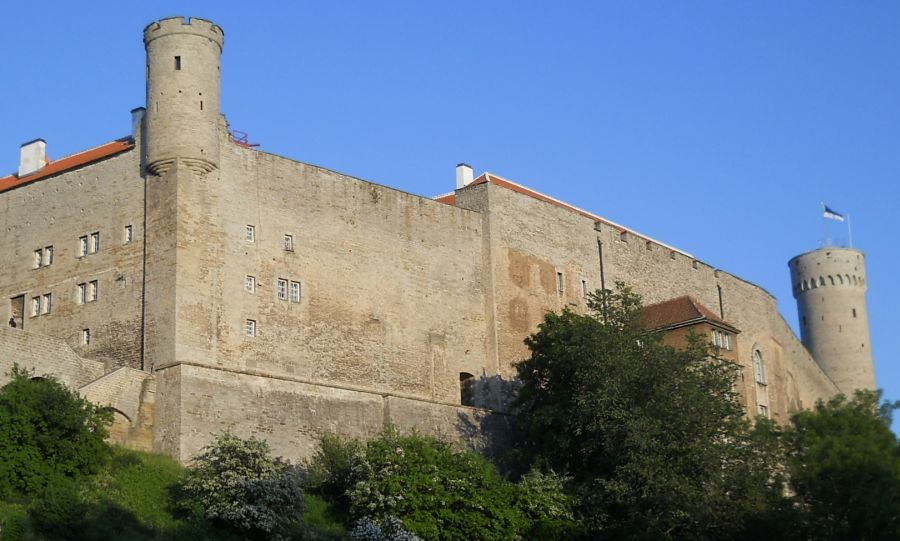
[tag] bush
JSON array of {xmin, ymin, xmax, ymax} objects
[
  {"xmin": 0, "ymin": 365, "xmax": 112, "ymax": 498},
  {"xmin": 350, "ymin": 515, "xmax": 420, "ymax": 541},
  {"xmin": 179, "ymin": 432, "xmax": 304, "ymax": 539}
]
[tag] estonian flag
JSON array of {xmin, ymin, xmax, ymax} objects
[{"xmin": 823, "ymin": 205, "xmax": 845, "ymax": 222}]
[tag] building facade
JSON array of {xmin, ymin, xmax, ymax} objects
[{"xmin": 0, "ymin": 17, "xmax": 874, "ymax": 462}]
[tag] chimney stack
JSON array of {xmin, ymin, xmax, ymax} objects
[
  {"xmin": 456, "ymin": 163, "xmax": 474, "ymax": 189},
  {"xmin": 18, "ymin": 139, "xmax": 47, "ymax": 178}
]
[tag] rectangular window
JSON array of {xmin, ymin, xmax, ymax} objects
[
  {"xmin": 290, "ymin": 281, "xmax": 301, "ymax": 303},
  {"xmin": 556, "ymin": 272, "xmax": 564, "ymax": 295},
  {"xmin": 174, "ymin": 56, "xmax": 181, "ymax": 70},
  {"xmin": 82, "ymin": 328, "xmax": 91, "ymax": 345},
  {"xmin": 277, "ymin": 279, "xmax": 288, "ymax": 301},
  {"xmin": 90, "ymin": 232, "xmax": 100, "ymax": 254},
  {"xmin": 34, "ymin": 249, "xmax": 42, "ymax": 269},
  {"xmin": 88, "ymin": 280, "xmax": 98, "ymax": 302},
  {"xmin": 124, "ymin": 225, "xmax": 133, "ymax": 243},
  {"xmin": 245, "ymin": 275, "xmax": 256, "ymax": 293},
  {"xmin": 245, "ymin": 319, "xmax": 256, "ymax": 337},
  {"xmin": 44, "ymin": 246, "xmax": 52, "ymax": 265},
  {"xmin": 283, "ymin": 234, "xmax": 294, "ymax": 252},
  {"xmin": 41, "ymin": 293, "xmax": 51, "ymax": 315},
  {"xmin": 758, "ymin": 404, "xmax": 768, "ymax": 418},
  {"xmin": 79, "ymin": 236, "xmax": 88, "ymax": 257},
  {"xmin": 245, "ymin": 225, "xmax": 255, "ymax": 242},
  {"xmin": 581, "ymin": 280, "xmax": 588, "ymax": 298},
  {"xmin": 31, "ymin": 296, "xmax": 40, "ymax": 317},
  {"xmin": 78, "ymin": 283, "xmax": 87, "ymax": 305}
]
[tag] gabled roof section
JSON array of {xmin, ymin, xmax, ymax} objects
[
  {"xmin": 642, "ymin": 295, "xmax": 740, "ymax": 334},
  {"xmin": 439, "ymin": 172, "xmax": 692, "ymax": 257},
  {"xmin": 0, "ymin": 137, "xmax": 134, "ymax": 194}
]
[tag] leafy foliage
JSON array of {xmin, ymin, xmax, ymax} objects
[
  {"xmin": 350, "ymin": 515, "xmax": 421, "ymax": 541},
  {"xmin": 0, "ymin": 365, "xmax": 112, "ymax": 498},
  {"xmin": 179, "ymin": 432, "xmax": 304, "ymax": 539},
  {"xmin": 307, "ymin": 427, "xmax": 574, "ymax": 540},
  {"xmin": 512, "ymin": 285, "xmax": 780, "ymax": 539},
  {"xmin": 783, "ymin": 390, "xmax": 900, "ymax": 540}
]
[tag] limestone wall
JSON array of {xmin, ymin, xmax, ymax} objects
[
  {"xmin": 0, "ymin": 149, "xmax": 145, "ymax": 369},
  {"xmin": 0, "ymin": 326, "xmax": 105, "ymax": 388}
]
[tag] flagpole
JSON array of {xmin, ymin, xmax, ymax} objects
[
  {"xmin": 821, "ymin": 202, "xmax": 828, "ymax": 247},
  {"xmin": 847, "ymin": 215, "xmax": 853, "ymax": 248}
]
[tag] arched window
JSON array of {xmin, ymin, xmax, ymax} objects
[
  {"xmin": 828, "ymin": 275, "xmax": 835, "ymax": 285},
  {"xmin": 818, "ymin": 276, "xmax": 825, "ymax": 286},
  {"xmin": 459, "ymin": 372, "xmax": 476, "ymax": 407},
  {"xmin": 753, "ymin": 350, "xmax": 766, "ymax": 385},
  {"xmin": 837, "ymin": 275, "xmax": 843, "ymax": 285}
]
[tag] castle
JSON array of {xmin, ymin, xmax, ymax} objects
[{"xmin": 0, "ymin": 17, "xmax": 875, "ymax": 461}]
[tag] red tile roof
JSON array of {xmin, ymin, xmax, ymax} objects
[
  {"xmin": 642, "ymin": 295, "xmax": 740, "ymax": 333},
  {"xmin": 0, "ymin": 138, "xmax": 134, "ymax": 194}
]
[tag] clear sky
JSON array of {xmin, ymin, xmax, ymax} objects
[{"xmin": 1, "ymin": 2, "xmax": 897, "ymax": 428}]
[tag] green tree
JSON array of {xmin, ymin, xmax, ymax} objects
[
  {"xmin": 179, "ymin": 432, "xmax": 304, "ymax": 539},
  {"xmin": 512, "ymin": 285, "xmax": 780, "ymax": 540},
  {"xmin": 0, "ymin": 365, "xmax": 112, "ymax": 498},
  {"xmin": 306, "ymin": 427, "xmax": 574, "ymax": 541},
  {"xmin": 784, "ymin": 390, "xmax": 900, "ymax": 540}
]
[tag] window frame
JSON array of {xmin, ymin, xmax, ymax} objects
[
  {"xmin": 88, "ymin": 280, "xmax": 99, "ymax": 303},
  {"xmin": 283, "ymin": 234, "xmax": 294, "ymax": 252},
  {"xmin": 79, "ymin": 236, "xmax": 88, "ymax": 257},
  {"xmin": 245, "ymin": 275, "xmax": 256, "ymax": 293},
  {"xmin": 290, "ymin": 281, "xmax": 301, "ymax": 303},
  {"xmin": 89, "ymin": 232, "xmax": 100, "ymax": 254},
  {"xmin": 245, "ymin": 224, "xmax": 256, "ymax": 243},
  {"xmin": 276, "ymin": 278, "xmax": 288, "ymax": 301},
  {"xmin": 753, "ymin": 349, "xmax": 767, "ymax": 385},
  {"xmin": 245, "ymin": 319, "xmax": 256, "ymax": 337}
]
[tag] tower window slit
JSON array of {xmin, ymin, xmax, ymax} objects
[
  {"xmin": 200, "ymin": 100, "xmax": 203, "ymax": 111},
  {"xmin": 174, "ymin": 56, "xmax": 181, "ymax": 70}
]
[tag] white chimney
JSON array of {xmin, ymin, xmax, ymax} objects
[
  {"xmin": 131, "ymin": 107, "xmax": 146, "ymax": 140},
  {"xmin": 455, "ymin": 163, "xmax": 474, "ymax": 189},
  {"xmin": 18, "ymin": 139, "xmax": 47, "ymax": 178}
]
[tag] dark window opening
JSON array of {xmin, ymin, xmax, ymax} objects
[
  {"xmin": 460, "ymin": 372, "xmax": 476, "ymax": 407},
  {"xmin": 200, "ymin": 100, "xmax": 203, "ymax": 111},
  {"xmin": 174, "ymin": 56, "xmax": 181, "ymax": 70},
  {"xmin": 852, "ymin": 308, "xmax": 857, "ymax": 318}
]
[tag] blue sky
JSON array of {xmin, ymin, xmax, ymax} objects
[{"xmin": 1, "ymin": 2, "xmax": 897, "ymax": 428}]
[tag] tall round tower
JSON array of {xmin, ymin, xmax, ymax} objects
[
  {"xmin": 789, "ymin": 247, "xmax": 875, "ymax": 393},
  {"xmin": 143, "ymin": 17, "xmax": 224, "ymax": 175}
]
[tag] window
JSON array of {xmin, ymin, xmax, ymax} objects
[
  {"xmin": 283, "ymin": 234, "xmax": 294, "ymax": 252},
  {"xmin": 174, "ymin": 56, "xmax": 181, "ymax": 70},
  {"xmin": 34, "ymin": 249, "xmax": 42, "ymax": 268},
  {"xmin": 290, "ymin": 281, "xmax": 301, "ymax": 303},
  {"xmin": 758, "ymin": 404, "xmax": 768, "ymax": 418},
  {"xmin": 82, "ymin": 328, "xmax": 91, "ymax": 345},
  {"xmin": 753, "ymin": 349, "xmax": 766, "ymax": 385},
  {"xmin": 79, "ymin": 235, "xmax": 88, "ymax": 257},
  {"xmin": 245, "ymin": 275, "xmax": 256, "ymax": 293},
  {"xmin": 245, "ymin": 319, "xmax": 256, "ymax": 337},
  {"xmin": 852, "ymin": 308, "xmax": 857, "ymax": 318},
  {"xmin": 245, "ymin": 225, "xmax": 255, "ymax": 242},
  {"xmin": 619, "ymin": 231, "xmax": 628, "ymax": 242},
  {"xmin": 44, "ymin": 246, "xmax": 52, "ymax": 265},
  {"xmin": 124, "ymin": 225, "xmax": 133, "ymax": 243},
  {"xmin": 90, "ymin": 232, "xmax": 100, "ymax": 254},
  {"xmin": 460, "ymin": 372, "xmax": 476, "ymax": 407},
  {"xmin": 581, "ymin": 279, "xmax": 588, "ymax": 298},
  {"xmin": 31, "ymin": 297, "xmax": 40, "ymax": 317},
  {"xmin": 41, "ymin": 294, "xmax": 51, "ymax": 315},
  {"xmin": 78, "ymin": 283, "xmax": 87, "ymax": 304},
  {"xmin": 277, "ymin": 279, "xmax": 288, "ymax": 301},
  {"xmin": 711, "ymin": 330, "xmax": 732, "ymax": 351},
  {"xmin": 88, "ymin": 280, "xmax": 99, "ymax": 302},
  {"xmin": 556, "ymin": 272, "xmax": 564, "ymax": 295}
]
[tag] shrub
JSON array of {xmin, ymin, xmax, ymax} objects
[
  {"xmin": 179, "ymin": 432, "xmax": 304, "ymax": 538},
  {"xmin": 0, "ymin": 365, "xmax": 112, "ymax": 498},
  {"xmin": 350, "ymin": 515, "xmax": 420, "ymax": 541}
]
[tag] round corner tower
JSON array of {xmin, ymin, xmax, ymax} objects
[
  {"xmin": 143, "ymin": 16, "xmax": 224, "ymax": 176},
  {"xmin": 789, "ymin": 247, "xmax": 875, "ymax": 394}
]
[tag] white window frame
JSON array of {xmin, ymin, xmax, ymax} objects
[
  {"xmin": 44, "ymin": 245, "xmax": 52, "ymax": 266},
  {"xmin": 31, "ymin": 296, "xmax": 40, "ymax": 317},
  {"xmin": 41, "ymin": 293, "xmax": 51, "ymax": 315},
  {"xmin": 124, "ymin": 225, "xmax": 133, "ymax": 244},
  {"xmin": 753, "ymin": 349, "xmax": 766, "ymax": 385},
  {"xmin": 89, "ymin": 232, "xmax": 100, "ymax": 254},
  {"xmin": 277, "ymin": 278, "xmax": 288, "ymax": 301},
  {"xmin": 88, "ymin": 280, "xmax": 99, "ymax": 302},
  {"xmin": 290, "ymin": 281, "xmax": 301, "ymax": 303},
  {"xmin": 245, "ymin": 319, "xmax": 256, "ymax": 337},
  {"xmin": 283, "ymin": 234, "xmax": 294, "ymax": 252},
  {"xmin": 245, "ymin": 275, "xmax": 256, "ymax": 293},
  {"xmin": 581, "ymin": 279, "xmax": 588, "ymax": 298},
  {"xmin": 34, "ymin": 249, "xmax": 43, "ymax": 269},
  {"xmin": 78, "ymin": 283, "xmax": 87, "ymax": 305},
  {"xmin": 82, "ymin": 328, "xmax": 91, "ymax": 345},
  {"xmin": 556, "ymin": 272, "xmax": 565, "ymax": 295},
  {"xmin": 79, "ymin": 235, "xmax": 88, "ymax": 257},
  {"xmin": 246, "ymin": 225, "xmax": 256, "ymax": 242},
  {"xmin": 758, "ymin": 404, "xmax": 768, "ymax": 418}
]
